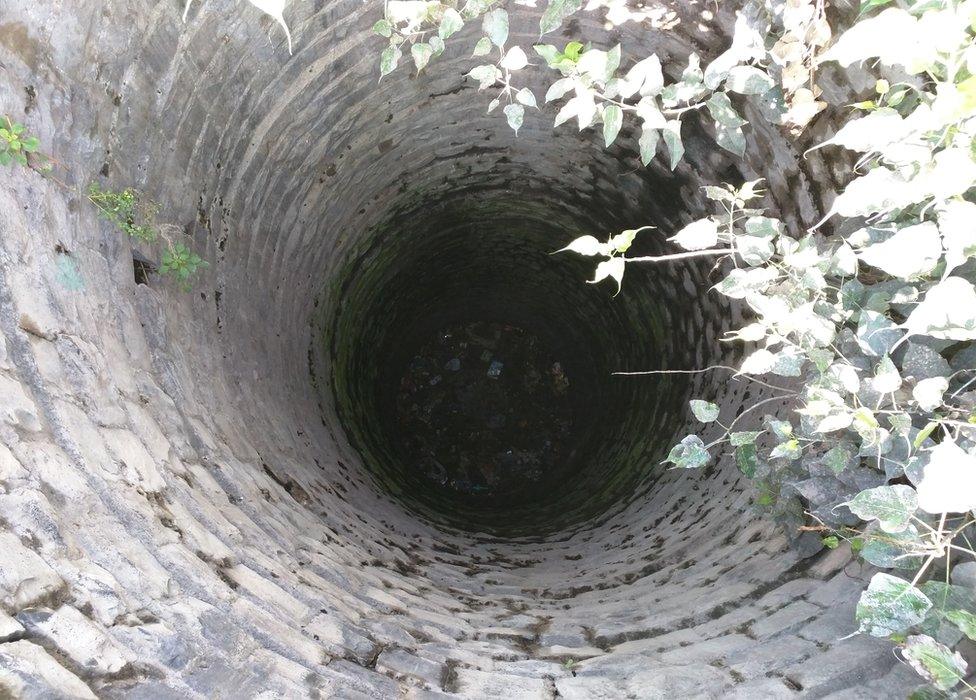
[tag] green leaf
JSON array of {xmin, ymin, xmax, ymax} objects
[
  {"xmin": 670, "ymin": 218, "xmax": 718, "ymax": 251},
  {"xmin": 872, "ymin": 355, "xmax": 901, "ymax": 394},
  {"xmin": 730, "ymin": 431, "xmax": 762, "ymax": 447},
  {"xmin": 902, "ymin": 635, "xmax": 967, "ymax": 691},
  {"xmin": 829, "ymin": 167, "xmax": 921, "ymax": 218},
  {"xmin": 515, "ymin": 88, "xmax": 537, "ymax": 108},
  {"xmin": 411, "ymin": 42, "xmax": 434, "ymax": 72},
  {"xmin": 624, "ymin": 54, "xmax": 663, "ymax": 97},
  {"xmin": 914, "ymin": 421, "xmax": 939, "ymax": 449},
  {"xmin": 467, "ymin": 64, "xmax": 500, "ymax": 89},
  {"xmin": 372, "ymin": 19, "xmax": 393, "ymax": 37},
  {"xmin": 666, "ymin": 435, "xmax": 710, "ymax": 469},
  {"xmin": 714, "ymin": 266, "xmax": 777, "ymax": 299},
  {"xmin": 856, "ymin": 573, "xmax": 931, "ymax": 637},
  {"xmin": 534, "ymin": 43, "xmax": 560, "ymax": 64},
  {"xmin": 823, "ymin": 443, "xmax": 855, "ymax": 475},
  {"xmin": 473, "ymin": 36, "xmax": 492, "ymax": 56},
  {"xmin": 503, "ymin": 103, "xmax": 524, "ymax": 133},
  {"xmin": 860, "ymin": 526, "xmax": 923, "ymax": 569},
  {"xmin": 736, "ymin": 443, "xmax": 758, "ymax": 477},
  {"xmin": 822, "ymin": 535, "xmax": 840, "ymax": 549},
  {"xmin": 555, "ymin": 235, "xmax": 609, "ymax": 257},
  {"xmin": 703, "ymin": 186, "xmax": 735, "ymax": 203},
  {"xmin": 913, "ymin": 377, "xmax": 948, "ymax": 412},
  {"xmin": 662, "ymin": 120, "xmax": 683, "ymax": 170},
  {"xmin": 845, "ymin": 485, "xmax": 917, "ymax": 533},
  {"xmin": 715, "ymin": 123, "xmax": 746, "ymax": 156},
  {"xmin": 725, "ymin": 66, "xmax": 775, "ymax": 95},
  {"xmin": 589, "ymin": 257, "xmax": 625, "ymax": 294},
  {"xmin": 545, "ymin": 78, "xmax": 574, "ymax": 103},
  {"xmin": 602, "ymin": 104, "xmax": 623, "ymax": 148},
  {"xmin": 903, "ymin": 277, "xmax": 976, "ymax": 342},
  {"xmin": 460, "ymin": 0, "xmax": 491, "ymax": 19},
  {"xmin": 745, "ymin": 216, "xmax": 786, "ymax": 238},
  {"xmin": 501, "ymin": 46, "xmax": 529, "ymax": 70},
  {"xmin": 944, "ymin": 610, "xmax": 976, "ymax": 641},
  {"xmin": 939, "ymin": 200, "xmax": 976, "ymax": 275},
  {"xmin": 379, "ymin": 44, "xmax": 401, "ymax": 78},
  {"xmin": 21, "ymin": 136, "xmax": 39, "ymax": 153},
  {"xmin": 690, "ymin": 400, "xmax": 719, "ymax": 423},
  {"xmin": 769, "ymin": 439, "xmax": 801, "ymax": 461},
  {"xmin": 439, "ymin": 8, "xmax": 463, "ymax": 39},
  {"xmin": 483, "ymin": 8, "xmax": 508, "ymax": 47},
  {"xmin": 706, "ymin": 92, "xmax": 747, "ymax": 127},
  {"xmin": 540, "ymin": 0, "xmax": 581, "ymax": 36},
  {"xmin": 638, "ymin": 125, "xmax": 659, "ymax": 166},
  {"xmin": 915, "ymin": 440, "xmax": 976, "ymax": 515},
  {"xmin": 735, "ymin": 234, "xmax": 774, "ymax": 265},
  {"xmin": 608, "ymin": 228, "xmax": 641, "ymax": 253},
  {"xmin": 739, "ymin": 348, "xmax": 776, "ymax": 375},
  {"xmin": 556, "ymin": 92, "xmax": 596, "ymax": 130},
  {"xmin": 858, "ymin": 223, "xmax": 941, "ymax": 279},
  {"xmin": 562, "ymin": 41, "xmax": 583, "ymax": 61},
  {"xmin": 819, "ymin": 8, "xmax": 932, "ymax": 73}
]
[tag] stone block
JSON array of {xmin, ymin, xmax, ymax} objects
[
  {"xmin": 376, "ymin": 647, "xmax": 444, "ymax": 686},
  {"xmin": 454, "ymin": 667, "xmax": 550, "ymax": 699},
  {"xmin": 0, "ymin": 532, "xmax": 65, "ymax": 612},
  {"xmin": 0, "ymin": 609, "xmax": 25, "ymax": 641},
  {"xmin": 751, "ymin": 601, "xmax": 821, "ymax": 639},
  {"xmin": 17, "ymin": 605, "xmax": 130, "ymax": 675},
  {"xmin": 0, "ymin": 639, "xmax": 97, "ymax": 699}
]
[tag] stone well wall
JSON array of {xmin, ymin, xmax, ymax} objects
[{"xmin": 0, "ymin": 0, "xmax": 918, "ymax": 697}]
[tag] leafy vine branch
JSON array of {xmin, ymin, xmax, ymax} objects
[{"xmin": 556, "ymin": 0, "xmax": 976, "ymax": 691}]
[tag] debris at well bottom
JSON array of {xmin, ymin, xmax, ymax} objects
[{"xmin": 395, "ymin": 320, "xmax": 573, "ymax": 497}]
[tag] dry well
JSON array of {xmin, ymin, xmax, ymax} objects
[{"xmin": 0, "ymin": 1, "xmax": 920, "ymax": 697}]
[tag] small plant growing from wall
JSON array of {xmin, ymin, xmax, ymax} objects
[
  {"xmin": 88, "ymin": 183, "xmax": 160, "ymax": 242},
  {"xmin": 2, "ymin": 116, "xmax": 207, "ymax": 291},
  {"xmin": 0, "ymin": 116, "xmax": 48, "ymax": 169},
  {"xmin": 160, "ymin": 242, "xmax": 208, "ymax": 291},
  {"xmin": 88, "ymin": 183, "xmax": 208, "ymax": 290}
]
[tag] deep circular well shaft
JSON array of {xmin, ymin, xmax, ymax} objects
[{"xmin": 0, "ymin": 1, "xmax": 919, "ymax": 697}]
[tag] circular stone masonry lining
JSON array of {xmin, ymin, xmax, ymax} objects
[{"xmin": 0, "ymin": 0, "xmax": 920, "ymax": 697}]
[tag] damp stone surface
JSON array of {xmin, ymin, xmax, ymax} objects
[{"xmin": 0, "ymin": 0, "xmax": 923, "ymax": 697}]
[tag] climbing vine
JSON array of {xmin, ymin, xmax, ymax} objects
[{"xmin": 559, "ymin": 1, "xmax": 976, "ymax": 694}]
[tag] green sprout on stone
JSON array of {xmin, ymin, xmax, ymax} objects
[
  {"xmin": 160, "ymin": 242, "xmax": 208, "ymax": 291},
  {"xmin": 0, "ymin": 116, "xmax": 43, "ymax": 168},
  {"xmin": 88, "ymin": 183, "xmax": 160, "ymax": 243}
]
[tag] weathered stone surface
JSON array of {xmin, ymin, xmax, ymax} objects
[
  {"xmin": 454, "ymin": 667, "xmax": 550, "ymax": 698},
  {"xmin": 0, "ymin": 640, "xmax": 97, "ymax": 699},
  {"xmin": 17, "ymin": 605, "xmax": 131, "ymax": 675},
  {"xmin": 0, "ymin": 609, "xmax": 25, "ymax": 641},
  {"xmin": 0, "ymin": 533, "xmax": 65, "ymax": 612},
  {"xmin": 951, "ymin": 561, "xmax": 976, "ymax": 589},
  {"xmin": 376, "ymin": 647, "xmax": 445, "ymax": 686},
  {"xmin": 556, "ymin": 660, "xmax": 731, "ymax": 699}
]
